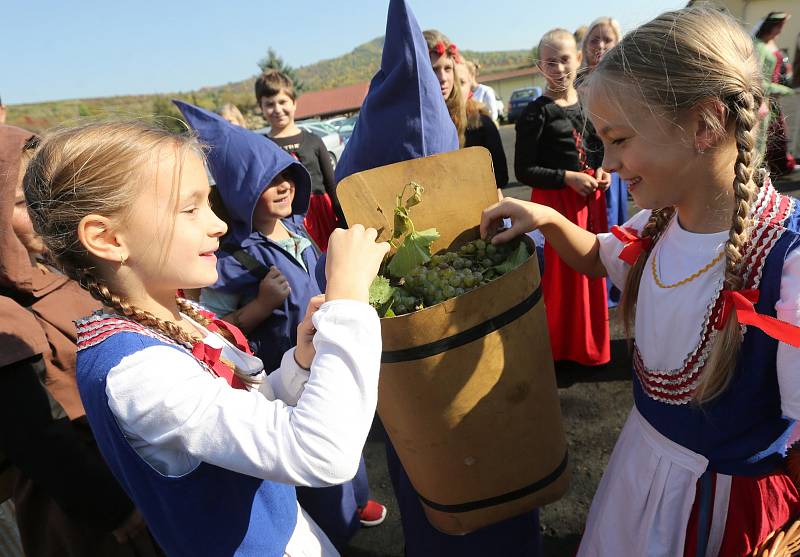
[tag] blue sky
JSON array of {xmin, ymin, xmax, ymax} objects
[{"xmin": 3, "ymin": 0, "xmax": 684, "ymax": 105}]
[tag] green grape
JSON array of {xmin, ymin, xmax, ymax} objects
[
  {"xmin": 485, "ymin": 243, "xmax": 497, "ymax": 256},
  {"xmin": 442, "ymin": 285, "xmax": 456, "ymax": 298},
  {"xmin": 455, "ymin": 287, "xmax": 465, "ymax": 296},
  {"xmin": 463, "ymin": 275, "xmax": 476, "ymax": 288}
]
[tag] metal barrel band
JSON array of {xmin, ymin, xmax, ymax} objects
[
  {"xmin": 416, "ymin": 451, "xmax": 569, "ymax": 513},
  {"xmin": 381, "ymin": 284, "xmax": 543, "ymax": 364}
]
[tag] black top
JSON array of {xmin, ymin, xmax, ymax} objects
[
  {"xmin": 268, "ymin": 129, "xmax": 343, "ymax": 222},
  {"xmin": 0, "ymin": 355, "xmax": 134, "ymax": 531},
  {"xmin": 465, "ymin": 113, "xmax": 509, "ymax": 188},
  {"xmin": 513, "ymin": 97, "xmax": 603, "ymax": 189}
]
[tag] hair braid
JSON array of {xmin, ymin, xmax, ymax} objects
[
  {"xmin": 693, "ymin": 92, "xmax": 759, "ymax": 402},
  {"xmin": 618, "ymin": 206, "xmax": 676, "ymax": 336}
]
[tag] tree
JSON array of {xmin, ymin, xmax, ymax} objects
[{"xmin": 257, "ymin": 48, "xmax": 306, "ymax": 93}]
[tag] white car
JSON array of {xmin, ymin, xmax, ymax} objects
[
  {"xmin": 254, "ymin": 122, "xmax": 345, "ymax": 170},
  {"xmin": 297, "ymin": 121, "xmax": 345, "ymax": 170}
]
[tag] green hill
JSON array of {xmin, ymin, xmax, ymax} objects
[{"xmin": 7, "ymin": 37, "xmax": 532, "ymax": 132}]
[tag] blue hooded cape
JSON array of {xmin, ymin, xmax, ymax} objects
[{"xmin": 174, "ymin": 100, "xmax": 322, "ymax": 372}]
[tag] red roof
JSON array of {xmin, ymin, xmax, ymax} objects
[
  {"xmin": 295, "ymin": 82, "xmax": 370, "ymax": 119},
  {"xmin": 479, "ymin": 66, "xmax": 539, "ymax": 83}
]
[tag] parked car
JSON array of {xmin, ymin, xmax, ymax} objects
[
  {"xmin": 326, "ymin": 115, "xmax": 359, "ymax": 144},
  {"xmin": 495, "ymin": 94, "xmax": 506, "ymax": 123},
  {"xmin": 296, "ymin": 121, "xmax": 345, "ymax": 170},
  {"xmin": 506, "ymin": 87, "xmax": 542, "ymax": 124}
]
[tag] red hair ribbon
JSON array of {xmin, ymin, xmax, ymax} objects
[
  {"xmin": 431, "ymin": 41, "xmax": 461, "ymax": 62},
  {"xmin": 610, "ymin": 225, "xmax": 653, "ymax": 265},
  {"xmin": 715, "ymin": 288, "xmax": 800, "ymax": 348}
]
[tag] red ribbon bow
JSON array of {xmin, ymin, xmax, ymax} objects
[
  {"xmin": 715, "ymin": 288, "xmax": 800, "ymax": 348},
  {"xmin": 610, "ymin": 226, "xmax": 653, "ymax": 265},
  {"xmin": 192, "ymin": 341, "xmax": 247, "ymax": 390}
]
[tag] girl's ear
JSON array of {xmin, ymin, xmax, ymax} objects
[
  {"xmin": 78, "ymin": 214, "xmax": 126, "ymax": 263},
  {"xmin": 693, "ymin": 99, "xmax": 727, "ymax": 153},
  {"xmin": 576, "ymin": 50, "xmax": 583, "ymax": 65}
]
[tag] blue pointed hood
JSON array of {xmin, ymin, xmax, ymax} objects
[
  {"xmin": 334, "ymin": 0, "xmax": 458, "ymax": 183},
  {"xmin": 174, "ymin": 100, "xmax": 311, "ymax": 244}
]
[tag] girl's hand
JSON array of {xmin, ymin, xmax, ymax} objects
[
  {"xmin": 480, "ymin": 198, "xmax": 555, "ymax": 244},
  {"xmin": 256, "ymin": 266, "xmax": 290, "ymax": 310},
  {"xmin": 564, "ymin": 170, "xmax": 598, "ymax": 196},
  {"xmin": 325, "ymin": 225, "xmax": 390, "ymax": 302},
  {"xmin": 595, "ymin": 168, "xmax": 611, "ymax": 191},
  {"xmin": 295, "ymin": 294, "xmax": 325, "ymax": 369}
]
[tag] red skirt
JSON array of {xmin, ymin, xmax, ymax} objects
[
  {"xmin": 304, "ymin": 193, "xmax": 338, "ymax": 252},
  {"xmin": 683, "ymin": 470, "xmax": 800, "ymax": 556},
  {"xmin": 531, "ymin": 187, "xmax": 610, "ymax": 366}
]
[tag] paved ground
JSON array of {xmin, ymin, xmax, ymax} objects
[{"xmin": 341, "ymin": 126, "xmax": 800, "ymax": 556}]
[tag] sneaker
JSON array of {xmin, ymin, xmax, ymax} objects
[{"xmin": 357, "ymin": 500, "xmax": 387, "ymax": 527}]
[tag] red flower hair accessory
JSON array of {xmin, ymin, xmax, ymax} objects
[{"xmin": 430, "ymin": 41, "xmax": 461, "ymax": 63}]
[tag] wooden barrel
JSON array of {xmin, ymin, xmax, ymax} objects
[{"xmin": 338, "ymin": 148, "xmax": 570, "ymax": 534}]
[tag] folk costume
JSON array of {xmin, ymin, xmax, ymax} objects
[
  {"xmin": 177, "ymin": 102, "xmax": 375, "ymax": 547},
  {"xmin": 0, "ymin": 125, "xmax": 160, "ymax": 557},
  {"xmin": 579, "ymin": 181, "xmax": 800, "ymax": 555},
  {"xmin": 515, "ymin": 96, "xmax": 610, "ymax": 365},
  {"xmin": 335, "ymin": 1, "xmax": 542, "ymax": 554}
]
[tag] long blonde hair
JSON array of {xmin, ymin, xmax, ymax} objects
[
  {"xmin": 23, "ymin": 121, "xmax": 255, "ymax": 383},
  {"xmin": 423, "ymin": 29, "xmax": 466, "ymax": 146},
  {"xmin": 584, "ymin": 7, "xmax": 763, "ymax": 402}
]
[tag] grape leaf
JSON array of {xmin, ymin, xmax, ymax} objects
[
  {"xmin": 494, "ymin": 242, "xmax": 530, "ymax": 274},
  {"xmin": 387, "ymin": 227, "xmax": 440, "ymax": 278}
]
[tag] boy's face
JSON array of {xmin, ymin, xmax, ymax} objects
[
  {"xmin": 254, "ymin": 172, "xmax": 296, "ymax": 227},
  {"xmin": 260, "ymin": 91, "xmax": 296, "ymax": 130},
  {"xmin": 538, "ymin": 39, "xmax": 580, "ymax": 92}
]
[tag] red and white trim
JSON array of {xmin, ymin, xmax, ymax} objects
[{"xmin": 634, "ymin": 181, "xmax": 796, "ymax": 404}]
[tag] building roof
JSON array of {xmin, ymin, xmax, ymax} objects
[
  {"xmin": 293, "ymin": 66, "xmax": 539, "ymax": 119},
  {"xmin": 479, "ymin": 66, "xmax": 539, "ymax": 83},
  {"xmin": 295, "ymin": 82, "xmax": 370, "ymax": 119}
]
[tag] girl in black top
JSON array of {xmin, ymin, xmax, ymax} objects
[{"xmin": 514, "ymin": 28, "xmax": 611, "ymax": 366}]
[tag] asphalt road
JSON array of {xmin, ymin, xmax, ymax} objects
[{"xmin": 342, "ymin": 126, "xmax": 800, "ymax": 557}]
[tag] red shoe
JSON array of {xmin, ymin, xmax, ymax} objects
[{"xmin": 357, "ymin": 500, "xmax": 387, "ymax": 527}]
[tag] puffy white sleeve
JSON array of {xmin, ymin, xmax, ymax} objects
[
  {"xmin": 774, "ymin": 248, "xmax": 800, "ymax": 419},
  {"xmin": 596, "ymin": 209, "xmax": 652, "ymax": 291},
  {"xmin": 105, "ymin": 299, "xmax": 381, "ymax": 487}
]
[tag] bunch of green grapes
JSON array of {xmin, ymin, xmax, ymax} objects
[{"xmin": 391, "ymin": 239, "xmax": 527, "ymax": 315}]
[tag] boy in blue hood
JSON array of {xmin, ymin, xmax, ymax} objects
[{"xmin": 175, "ymin": 101, "xmax": 386, "ymax": 547}]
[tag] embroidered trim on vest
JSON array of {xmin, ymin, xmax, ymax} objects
[
  {"xmin": 75, "ymin": 302, "xmax": 225, "ymax": 381},
  {"xmin": 633, "ymin": 181, "xmax": 795, "ymax": 404}
]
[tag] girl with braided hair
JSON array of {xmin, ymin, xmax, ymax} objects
[
  {"xmin": 22, "ymin": 120, "xmax": 389, "ymax": 556},
  {"xmin": 482, "ymin": 7, "xmax": 800, "ymax": 555}
]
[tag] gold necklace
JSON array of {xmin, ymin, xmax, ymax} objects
[{"xmin": 650, "ymin": 248, "xmax": 725, "ymax": 289}]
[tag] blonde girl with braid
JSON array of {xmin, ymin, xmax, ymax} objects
[
  {"xmin": 482, "ymin": 7, "xmax": 800, "ymax": 555},
  {"xmin": 23, "ymin": 121, "xmax": 389, "ymax": 556}
]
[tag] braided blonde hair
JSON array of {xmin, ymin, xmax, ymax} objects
[
  {"xmin": 23, "ymin": 121, "xmax": 256, "ymax": 384},
  {"xmin": 584, "ymin": 7, "xmax": 763, "ymax": 402}
]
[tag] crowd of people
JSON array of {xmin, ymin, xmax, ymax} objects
[{"xmin": 1, "ymin": 1, "xmax": 800, "ymax": 556}]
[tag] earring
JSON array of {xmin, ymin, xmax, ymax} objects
[
  {"xmin": 119, "ymin": 254, "xmax": 127, "ymax": 265},
  {"xmin": 696, "ymin": 147, "xmax": 705, "ymax": 155}
]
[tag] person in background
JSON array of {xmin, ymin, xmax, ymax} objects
[
  {"xmin": 573, "ymin": 25, "xmax": 589, "ymax": 47},
  {"xmin": 579, "ymin": 16, "xmax": 627, "ymax": 306},
  {"xmin": 423, "ymin": 29, "xmax": 467, "ymax": 146},
  {"xmin": 0, "ymin": 96, "xmax": 6, "ymax": 125},
  {"xmin": 0, "ymin": 125, "xmax": 160, "ymax": 557},
  {"xmin": 218, "ymin": 103, "xmax": 247, "ymax": 128},
  {"xmin": 515, "ymin": 28, "xmax": 611, "ymax": 366},
  {"xmin": 455, "ymin": 60, "xmax": 508, "ymax": 187},
  {"xmin": 256, "ymin": 70, "xmax": 341, "ymax": 250},
  {"xmin": 465, "ymin": 60, "xmax": 500, "ymax": 124},
  {"xmin": 753, "ymin": 12, "xmax": 796, "ymax": 176}
]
